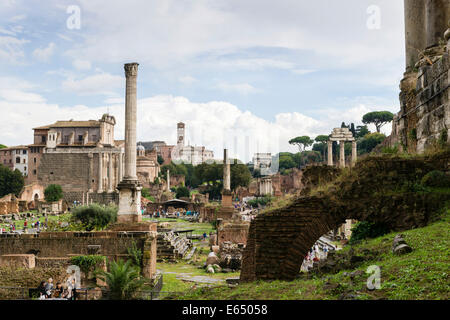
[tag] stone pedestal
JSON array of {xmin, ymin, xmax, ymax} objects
[{"xmin": 117, "ymin": 180, "xmax": 142, "ymax": 223}]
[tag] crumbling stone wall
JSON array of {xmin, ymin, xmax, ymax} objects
[
  {"xmin": 0, "ymin": 231, "xmax": 157, "ymax": 279},
  {"xmin": 240, "ymin": 152, "xmax": 450, "ymax": 282},
  {"xmin": 217, "ymin": 222, "xmax": 249, "ymax": 246}
]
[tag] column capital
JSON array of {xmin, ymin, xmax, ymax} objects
[{"xmin": 124, "ymin": 63, "xmax": 139, "ymax": 77}]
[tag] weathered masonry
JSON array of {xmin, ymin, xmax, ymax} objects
[{"xmin": 240, "ymin": 151, "xmax": 450, "ymax": 282}]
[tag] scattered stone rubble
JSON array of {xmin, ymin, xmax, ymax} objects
[{"xmin": 392, "ymin": 234, "xmax": 413, "ymax": 255}]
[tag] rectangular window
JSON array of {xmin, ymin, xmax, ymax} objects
[
  {"xmin": 16, "ymin": 157, "xmax": 20, "ymax": 164},
  {"xmin": 34, "ymin": 158, "xmax": 37, "ymax": 163},
  {"xmin": 78, "ymin": 135, "xmax": 83, "ymax": 141},
  {"xmin": 33, "ymin": 170, "xmax": 37, "ymax": 175},
  {"xmin": 42, "ymin": 136, "xmax": 46, "ymax": 143},
  {"xmin": 23, "ymin": 150, "xmax": 27, "ymax": 154}
]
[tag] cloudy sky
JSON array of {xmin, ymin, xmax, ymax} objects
[{"xmin": 0, "ymin": 0, "xmax": 405, "ymax": 162}]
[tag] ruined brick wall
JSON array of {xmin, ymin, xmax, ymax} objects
[
  {"xmin": 217, "ymin": 222, "xmax": 249, "ymax": 246},
  {"xmin": 388, "ymin": 44, "xmax": 449, "ymax": 153},
  {"xmin": 240, "ymin": 152, "xmax": 450, "ymax": 282},
  {"xmin": 0, "ymin": 232, "xmax": 146, "ymax": 258},
  {"xmin": 416, "ymin": 52, "xmax": 450, "ymax": 152},
  {"xmin": 38, "ymin": 153, "xmax": 90, "ymax": 193}
]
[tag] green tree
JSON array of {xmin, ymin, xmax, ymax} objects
[
  {"xmin": 358, "ymin": 132, "xmax": 386, "ymax": 154},
  {"xmin": 0, "ymin": 166, "xmax": 24, "ymax": 197},
  {"xmin": 175, "ymin": 186, "xmax": 190, "ymax": 199},
  {"xmin": 157, "ymin": 155, "xmax": 164, "ymax": 165},
  {"xmin": 44, "ymin": 184, "xmax": 63, "ymax": 202},
  {"xmin": 314, "ymin": 135, "xmax": 329, "ymax": 160},
  {"xmin": 289, "ymin": 136, "xmax": 313, "ymax": 152},
  {"xmin": 230, "ymin": 161, "xmax": 252, "ymax": 190},
  {"xmin": 96, "ymin": 259, "xmax": 145, "ymax": 300},
  {"xmin": 355, "ymin": 125, "xmax": 370, "ymax": 138},
  {"xmin": 362, "ymin": 111, "xmax": 394, "ymax": 133},
  {"xmin": 0, "ymin": 144, "xmax": 7, "ymax": 149}
]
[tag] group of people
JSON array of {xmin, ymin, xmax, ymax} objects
[
  {"xmin": 301, "ymin": 244, "xmax": 333, "ymax": 272},
  {"xmin": 36, "ymin": 277, "xmax": 78, "ymax": 300},
  {"xmin": 149, "ymin": 210, "xmax": 199, "ymax": 219},
  {"xmin": 0, "ymin": 215, "xmax": 49, "ymax": 234}
]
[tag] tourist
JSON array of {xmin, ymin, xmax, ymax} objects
[
  {"xmin": 37, "ymin": 281, "xmax": 47, "ymax": 299},
  {"xmin": 45, "ymin": 277, "xmax": 54, "ymax": 298},
  {"xmin": 203, "ymin": 232, "xmax": 207, "ymax": 241},
  {"xmin": 52, "ymin": 282, "xmax": 64, "ymax": 298}
]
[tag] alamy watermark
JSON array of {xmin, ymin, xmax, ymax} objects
[
  {"xmin": 366, "ymin": 265, "xmax": 381, "ymax": 290},
  {"xmin": 366, "ymin": 5, "xmax": 381, "ymax": 30},
  {"xmin": 66, "ymin": 5, "xmax": 81, "ymax": 30}
]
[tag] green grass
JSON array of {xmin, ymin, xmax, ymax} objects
[
  {"xmin": 173, "ymin": 209, "xmax": 450, "ymax": 300},
  {"xmin": 0, "ymin": 213, "xmax": 72, "ymax": 230},
  {"xmin": 143, "ymin": 218, "xmax": 215, "ymax": 236}
]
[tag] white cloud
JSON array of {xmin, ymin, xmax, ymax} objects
[
  {"xmin": 62, "ymin": 72, "xmax": 123, "ymax": 96},
  {"xmin": 0, "ymin": 35, "xmax": 28, "ymax": 63},
  {"xmin": 32, "ymin": 42, "xmax": 56, "ymax": 62},
  {"xmin": 178, "ymin": 75, "xmax": 197, "ymax": 85},
  {"xmin": 292, "ymin": 69, "xmax": 316, "ymax": 75},
  {"xmin": 9, "ymin": 14, "xmax": 26, "ymax": 22},
  {"xmin": 217, "ymin": 58, "xmax": 295, "ymax": 71},
  {"xmin": 0, "ymin": 89, "xmax": 394, "ymax": 161},
  {"xmin": 215, "ymin": 82, "xmax": 260, "ymax": 95},
  {"xmin": 72, "ymin": 59, "xmax": 92, "ymax": 70}
]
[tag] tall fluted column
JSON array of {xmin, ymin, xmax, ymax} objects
[
  {"xmin": 117, "ymin": 62, "xmax": 142, "ymax": 223},
  {"xmin": 223, "ymin": 149, "xmax": 231, "ymax": 191},
  {"xmin": 340, "ymin": 141, "xmax": 345, "ymax": 168},
  {"xmin": 108, "ymin": 153, "xmax": 114, "ymax": 192},
  {"xmin": 425, "ymin": 0, "xmax": 448, "ymax": 49},
  {"xmin": 97, "ymin": 152, "xmax": 103, "ymax": 193},
  {"xmin": 404, "ymin": 0, "xmax": 426, "ymax": 71},
  {"xmin": 123, "ymin": 63, "xmax": 139, "ymax": 180},
  {"xmin": 327, "ymin": 141, "xmax": 333, "ymax": 166},
  {"xmin": 351, "ymin": 141, "xmax": 357, "ymax": 166}
]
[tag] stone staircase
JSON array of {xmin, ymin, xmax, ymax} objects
[{"xmin": 157, "ymin": 231, "xmax": 193, "ymax": 262}]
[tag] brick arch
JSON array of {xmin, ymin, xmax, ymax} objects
[
  {"xmin": 240, "ymin": 152, "xmax": 450, "ymax": 282},
  {"xmin": 240, "ymin": 191, "xmax": 446, "ymax": 282}
]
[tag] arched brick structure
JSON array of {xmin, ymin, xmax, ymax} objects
[{"xmin": 240, "ymin": 152, "xmax": 450, "ymax": 282}]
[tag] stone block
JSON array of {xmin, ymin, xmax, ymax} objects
[{"xmin": 0, "ymin": 254, "xmax": 35, "ymax": 269}]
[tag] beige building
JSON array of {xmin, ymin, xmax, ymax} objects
[
  {"xmin": 137, "ymin": 144, "xmax": 160, "ymax": 187},
  {"xmin": 32, "ymin": 114, "xmax": 125, "ymax": 204}
]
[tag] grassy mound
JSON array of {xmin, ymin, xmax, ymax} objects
[{"xmin": 173, "ymin": 206, "xmax": 449, "ymax": 300}]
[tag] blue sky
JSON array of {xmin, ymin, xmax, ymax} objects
[{"xmin": 0, "ymin": 0, "xmax": 405, "ymax": 162}]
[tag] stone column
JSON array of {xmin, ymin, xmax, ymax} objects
[
  {"xmin": 123, "ymin": 63, "xmax": 139, "ymax": 181},
  {"xmin": 167, "ymin": 169, "xmax": 170, "ymax": 191},
  {"xmin": 425, "ymin": 0, "xmax": 448, "ymax": 49},
  {"xmin": 108, "ymin": 153, "xmax": 114, "ymax": 192},
  {"xmin": 351, "ymin": 141, "xmax": 357, "ymax": 166},
  {"xmin": 223, "ymin": 149, "xmax": 231, "ymax": 191},
  {"xmin": 404, "ymin": 0, "xmax": 426, "ymax": 71},
  {"xmin": 327, "ymin": 141, "xmax": 333, "ymax": 166},
  {"xmin": 118, "ymin": 152, "xmax": 123, "ymax": 182},
  {"xmin": 339, "ymin": 141, "xmax": 345, "ymax": 168},
  {"xmin": 97, "ymin": 152, "xmax": 103, "ymax": 193},
  {"xmin": 117, "ymin": 62, "xmax": 142, "ymax": 224},
  {"xmin": 88, "ymin": 153, "xmax": 93, "ymax": 193}
]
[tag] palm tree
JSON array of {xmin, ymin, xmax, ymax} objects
[{"xmin": 97, "ymin": 259, "xmax": 145, "ymax": 300}]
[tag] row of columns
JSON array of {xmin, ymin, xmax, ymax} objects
[
  {"xmin": 327, "ymin": 141, "xmax": 357, "ymax": 168},
  {"xmin": 97, "ymin": 152, "xmax": 124, "ymax": 193}
]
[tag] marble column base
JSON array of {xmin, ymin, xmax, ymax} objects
[{"xmin": 117, "ymin": 179, "xmax": 142, "ymax": 223}]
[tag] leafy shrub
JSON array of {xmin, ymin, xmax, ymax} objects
[
  {"xmin": 349, "ymin": 221, "xmax": 389, "ymax": 245},
  {"xmin": 71, "ymin": 204, "xmax": 118, "ymax": 231},
  {"xmin": 381, "ymin": 145, "xmax": 399, "ymax": 154},
  {"xmin": 247, "ymin": 196, "xmax": 273, "ymax": 208},
  {"xmin": 175, "ymin": 186, "xmax": 190, "ymax": 199},
  {"xmin": 421, "ymin": 170, "xmax": 450, "ymax": 188},
  {"xmin": 438, "ymin": 129, "xmax": 448, "ymax": 148},
  {"xmin": 127, "ymin": 241, "xmax": 143, "ymax": 268},
  {"xmin": 97, "ymin": 259, "xmax": 145, "ymax": 300},
  {"xmin": 70, "ymin": 255, "xmax": 106, "ymax": 278},
  {"xmin": 44, "ymin": 184, "xmax": 63, "ymax": 202}
]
